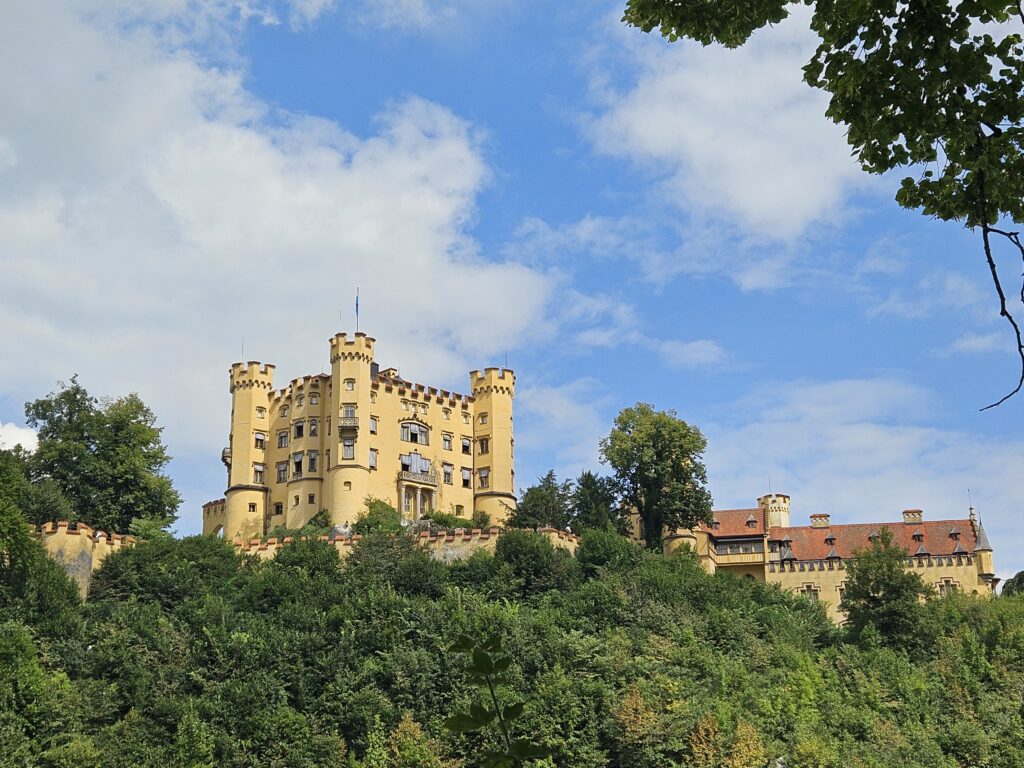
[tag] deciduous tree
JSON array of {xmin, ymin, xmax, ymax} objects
[
  {"xmin": 623, "ymin": 0, "xmax": 1024, "ymax": 407},
  {"xmin": 600, "ymin": 403, "xmax": 712, "ymax": 548}
]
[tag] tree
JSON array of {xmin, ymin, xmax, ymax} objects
[
  {"xmin": 353, "ymin": 497, "xmax": 404, "ymax": 535},
  {"xmin": 623, "ymin": 0, "xmax": 1024, "ymax": 408},
  {"xmin": 506, "ymin": 470, "xmax": 573, "ymax": 530},
  {"xmin": 1002, "ymin": 570, "xmax": 1024, "ymax": 596},
  {"xmin": 25, "ymin": 376, "xmax": 180, "ymax": 531},
  {"xmin": 569, "ymin": 470, "xmax": 622, "ymax": 532},
  {"xmin": 599, "ymin": 403, "xmax": 712, "ymax": 549},
  {"xmin": 840, "ymin": 527, "xmax": 932, "ymax": 648}
]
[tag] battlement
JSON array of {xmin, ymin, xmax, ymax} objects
[
  {"xmin": 37, "ymin": 521, "xmax": 137, "ymax": 596},
  {"xmin": 329, "ymin": 332, "xmax": 375, "ymax": 364},
  {"xmin": 373, "ymin": 375, "xmax": 473, "ymax": 406},
  {"xmin": 229, "ymin": 361, "xmax": 276, "ymax": 392},
  {"xmin": 232, "ymin": 527, "xmax": 578, "ymax": 563},
  {"xmin": 470, "ymin": 367, "xmax": 515, "ymax": 397}
]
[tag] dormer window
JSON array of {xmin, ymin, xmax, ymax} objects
[
  {"xmin": 824, "ymin": 534, "xmax": 836, "ymax": 545},
  {"xmin": 745, "ymin": 514, "xmax": 757, "ymax": 528},
  {"xmin": 949, "ymin": 527, "xmax": 960, "ymax": 540},
  {"xmin": 912, "ymin": 529, "xmax": 924, "ymax": 541}
]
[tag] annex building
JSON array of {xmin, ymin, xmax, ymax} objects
[
  {"xmin": 666, "ymin": 493, "xmax": 998, "ymax": 619},
  {"xmin": 203, "ymin": 332, "xmax": 515, "ymax": 541}
]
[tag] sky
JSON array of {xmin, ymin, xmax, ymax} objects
[{"xmin": 1, "ymin": 0, "xmax": 1022, "ymax": 581}]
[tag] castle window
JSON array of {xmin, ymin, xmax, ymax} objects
[
  {"xmin": 308, "ymin": 450, "xmax": 318, "ymax": 472},
  {"xmin": 293, "ymin": 421, "xmax": 304, "ymax": 439},
  {"xmin": 937, "ymin": 578, "xmax": 960, "ymax": 596},
  {"xmin": 278, "ymin": 431, "xmax": 288, "ymax": 448},
  {"xmin": 442, "ymin": 433, "xmax": 452, "ymax": 451},
  {"xmin": 462, "ymin": 412, "xmax": 470, "ymax": 424},
  {"xmin": 401, "ymin": 422, "xmax": 429, "ymax": 445},
  {"xmin": 369, "ymin": 448, "xmax": 378, "ymax": 469},
  {"xmin": 461, "ymin": 468, "xmax": 471, "ymax": 488},
  {"xmin": 253, "ymin": 463, "xmax": 265, "ymax": 484},
  {"xmin": 342, "ymin": 439, "xmax": 355, "ymax": 461},
  {"xmin": 443, "ymin": 463, "xmax": 453, "ymax": 485},
  {"xmin": 309, "ymin": 418, "xmax": 318, "ymax": 437},
  {"xmin": 292, "ymin": 452, "xmax": 303, "ymax": 479},
  {"xmin": 799, "ymin": 583, "xmax": 820, "ymax": 602},
  {"xmin": 479, "ymin": 413, "xmax": 488, "ymax": 424},
  {"xmin": 369, "ymin": 416, "xmax": 378, "ymax": 433},
  {"xmin": 282, "ymin": 405, "xmax": 289, "ymax": 417},
  {"xmin": 479, "ymin": 437, "xmax": 489, "ymax": 455},
  {"xmin": 402, "ymin": 401, "xmax": 409, "ymax": 411},
  {"xmin": 276, "ymin": 462, "xmax": 288, "ymax": 483},
  {"xmin": 308, "ymin": 494, "xmax": 316, "ymax": 505},
  {"xmin": 296, "ymin": 395, "xmax": 304, "ymax": 407},
  {"xmin": 293, "ymin": 495, "xmax": 299, "ymax": 506},
  {"xmin": 479, "ymin": 468, "xmax": 490, "ymax": 489},
  {"xmin": 461, "ymin": 437, "xmax": 471, "ymax": 455},
  {"xmin": 254, "ymin": 432, "xmax": 266, "ymax": 450},
  {"xmin": 343, "ymin": 405, "xmax": 356, "ymax": 418},
  {"xmin": 443, "ymin": 408, "xmax": 451, "ymax": 420},
  {"xmin": 325, "ymin": 449, "xmax": 330, "ymax": 468},
  {"xmin": 310, "ymin": 393, "xmax": 319, "ymax": 405},
  {"xmin": 370, "ymin": 391, "xmax": 377, "ymax": 403},
  {"xmin": 274, "ymin": 502, "xmax": 283, "ymax": 516},
  {"xmin": 345, "ymin": 379, "xmax": 355, "ymax": 391},
  {"xmin": 256, "ymin": 407, "xmax": 266, "ymax": 419},
  {"xmin": 249, "ymin": 503, "xmax": 257, "ymax": 513}
]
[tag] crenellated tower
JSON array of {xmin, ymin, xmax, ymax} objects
[
  {"xmin": 328, "ymin": 332, "xmax": 375, "ymax": 527},
  {"xmin": 470, "ymin": 367, "xmax": 516, "ymax": 525},
  {"xmin": 223, "ymin": 361, "xmax": 276, "ymax": 540},
  {"xmin": 758, "ymin": 493, "xmax": 791, "ymax": 528}
]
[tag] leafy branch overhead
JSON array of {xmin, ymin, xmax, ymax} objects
[
  {"xmin": 444, "ymin": 634, "xmax": 550, "ymax": 767},
  {"xmin": 624, "ymin": 0, "xmax": 1024, "ymax": 408}
]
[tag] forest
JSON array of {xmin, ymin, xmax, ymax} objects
[{"xmin": 3, "ymin": 382, "xmax": 1024, "ymax": 767}]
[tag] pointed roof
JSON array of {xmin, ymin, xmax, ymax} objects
[
  {"xmin": 914, "ymin": 543, "xmax": 929, "ymax": 557},
  {"xmin": 952, "ymin": 541, "xmax": 967, "ymax": 555},
  {"xmin": 974, "ymin": 520, "xmax": 993, "ymax": 552},
  {"xmin": 826, "ymin": 546, "xmax": 840, "ymax": 559}
]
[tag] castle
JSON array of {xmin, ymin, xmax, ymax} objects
[
  {"xmin": 665, "ymin": 493, "xmax": 998, "ymax": 619},
  {"xmin": 202, "ymin": 332, "xmax": 516, "ymax": 541}
]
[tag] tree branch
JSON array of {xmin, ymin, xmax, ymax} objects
[{"xmin": 978, "ymin": 220, "xmax": 1024, "ymax": 410}]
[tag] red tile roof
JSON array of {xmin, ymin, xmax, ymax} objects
[
  {"xmin": 769, "ymin": 519, "xmax": 978, "ymax": 560},
  {"xmin": 702, "ymin": 508, "xmax": 765, "ymax": 537}
]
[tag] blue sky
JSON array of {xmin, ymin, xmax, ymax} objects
[{"xmin": 1, "ymin": 1, "xmax": 1022, "ymax": 581}]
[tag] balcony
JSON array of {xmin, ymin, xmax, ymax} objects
[
  {"xmin": 400, "ymin": 470, "xmax": 438, "ymax": 486},
  {"xmin": 338, "ymin": 417, "xmax": 359, "ymax": 430},
  {"xmin": 221, "ymin": 447, "xmax": 231, "ymax": 469}
]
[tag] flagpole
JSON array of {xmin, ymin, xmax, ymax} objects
[{"xmin": 355, "ymin": 287, "xmax": 360, "ymax": 334}]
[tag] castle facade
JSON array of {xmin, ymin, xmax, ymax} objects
[
  {"xmin": 666, "ymin": 494, "xmax": 998, "ymax": 619},
  {"xmin": 203, "ymin": 332, "xmax": 516, "ymax": 541}
]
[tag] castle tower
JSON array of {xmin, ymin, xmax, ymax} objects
[
  {"xmin": 223, "ymin": 361, "xmax": 276, "ymax": 540},
  {"xmin": 328, "ymin": 332, "xmax": 375, "ymax": 527},
  {"xmin": 758, "ymin": 493, "xmax": 791, "ymax": 528},
  {"xmin": 470, "ymin": 368, "xmax": 516, "ymax": 525}
]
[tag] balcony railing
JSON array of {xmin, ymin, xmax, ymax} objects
[
  {"xmin": 400, "ymin": 470, "xmax": 438, "ymax": 486},
  {"xmin": 221, "ymin": 447, "xmax": 231, "ymax": 468},
  {"xmin": 338, "ymin": 417, "xmax": 359, "ymax": 429}
]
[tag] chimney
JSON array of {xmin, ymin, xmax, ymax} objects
[
  {"xmin": 810, "ymin": 513, "xmax": 830, "ymax": 529},
  {"xmin": 902, "ymin": 509, "xmax": 923, "ymax": 524}
]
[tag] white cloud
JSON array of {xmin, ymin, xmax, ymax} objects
[
  {"xmin": 0, "ymin": 0, "xmax": 554, "ymax": 530},
  {"xmin": 587, "ymin": 6, "xmax": 869, "ymax": 240},
  {"xmin": 705, "ymin": 377, "xmax": 1024, "ymax": 577},
  {"xmin": 516, "ymin": 378, "xmax": 611, "ymax": 483},
  {"xmin": 656, "ymin": 339, "xmax": 727, "ymax": 369},
  {"xmin": 869, "ymin": 270, "xmax": 990, "ymax": 319},
  {"xmin": 0, "ymin": 422, "xmax": 37, "ymax": 452},
  {"xmin": 941, "ymin": 332, "xmax": 1004, "ymax": 356}
]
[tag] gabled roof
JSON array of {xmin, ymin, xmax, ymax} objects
[
  {"xmin": 767, "ymin": 519, "xmax": 978, "ymax": 561},
  {"xmin": 700, "ymin": 508, "xmax": 764, "ymax": 538}
]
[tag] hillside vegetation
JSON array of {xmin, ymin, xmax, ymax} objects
[{"xmin": 3, "ymin": 499, "xmax": 1024, "ymax": 768}]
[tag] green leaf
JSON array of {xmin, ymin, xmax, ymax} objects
[
  {"xmin": 503, "ymin": 702, "xmax": 525, "ymax": 721},
  {"xmin": 444, "ymin": 713, "xmax": 482, "ymax": 733},
  {"xmin": 472, "ymin": 647, "xmax": 495, "ymax": 674}
]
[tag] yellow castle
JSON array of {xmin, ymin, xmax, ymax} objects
[
  {"xmin": 202, "ymin": 332, "xmax": 516, "ymax": 541},
  {"xmin": 665, "ymin": 493, "xmax": 998, "ymax": 620}
]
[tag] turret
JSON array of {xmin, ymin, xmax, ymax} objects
[
  {"xmin": 328, "ymin": 333, "xmax": 376, "ymax": 526},
  {"xmin": 469, "ymin": 368, "xmax": 516, "ymax": 525},
  {"xmin": 758, "ymin": 493, "xmax": 790, "ymax": 529},
  {"xmin": 220, "ymin": 361, "xmax": 275, "ymax": 540}
]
